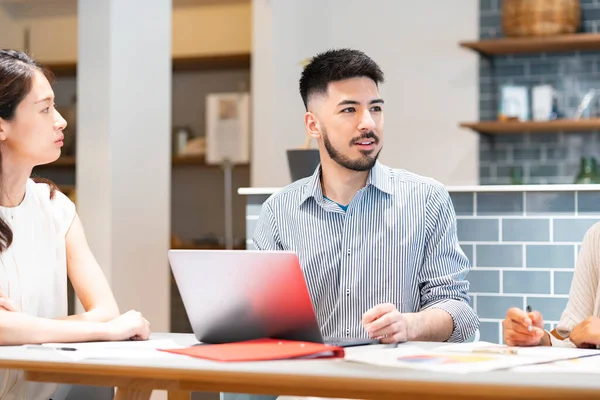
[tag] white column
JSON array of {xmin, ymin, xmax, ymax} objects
[
  {"xmin": 76, "ymin": 0, "xmax": 172, "ymax": 334},
  {"xmin": 251, "ymin": 0, "xmax": 478, "ymax": 187},
  {"xmin": 251, "ymin": 0, "xmax": 333, "ymax": 188}
]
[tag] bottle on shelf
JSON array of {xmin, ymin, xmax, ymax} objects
[
  {"xmin": 574, "ymin": 156, "xmax": 600, "ymax": 184},
  {"xmin": 510, "ymin": 166, "xmax": 523, "ymax": 185},
  {"xmin": 172, "ymin": 126, "xmax": 191, "ymax": 156},
  {"xmin": 549, "ymin": 90, "xmax": 562, "ymax": 120}
]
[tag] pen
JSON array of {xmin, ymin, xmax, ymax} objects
[
  {"xmin": 472, "ymin": 347, "xmax": 518, "ymax": 355},
  {"xmin": 526, "ymin": 305, "xmax": 533, "ymax": 332},
  {"xmin": 24, "ymin": 345, "xmax": 77, "ymax": 351}
]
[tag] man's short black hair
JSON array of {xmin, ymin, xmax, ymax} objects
[{"xmin": 299, "ymin": 48, "xmax": 385, "ymax": 110}]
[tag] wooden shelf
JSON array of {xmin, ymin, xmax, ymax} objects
[
  {"xmin": 51, "ymin": 155, "xmax": 76, "ymax": 166},
  {"xmin": 172, "ymin": 54, "xmax": 250, "ymax": 73},
  {"xmin": 171, "ymin": 155, "xmax": 210, "ymax": 166},
  {"xmin": 58, "ymin": 184, "xmax": 75, "ymax": 193},
  {"xmin": 33, "ymin": 156, "xmax": 76, "ymax": 167},
  {"xmin": 459, "ymin": 33, "xmax": 600, "ymax": 56},
  {"xmin": 171, "ymin": 242, "xmax": 245, "ymax": 250},
  {"xmin": 41, "ymin": 53, "xmax": 251, "ymax": 78},
  {"xmin": 36, "ymin": 155, "xmax": 248, "ymax": 168},
  {"xmin": 171, "ymin": 155, "xmax": 249, "ymax": 167},
  {"xmin": 460, "ymin": 119, "xmax": 600, "ymax": 134}
]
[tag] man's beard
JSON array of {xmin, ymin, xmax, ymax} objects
[{"xmin": 322, "ymin": 127, "xmax": 381, "ymax": 172}]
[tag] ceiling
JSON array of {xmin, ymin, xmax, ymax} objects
[{"xmin": 0, "ymin": 0, "xmax": 249, "ymax": 18}]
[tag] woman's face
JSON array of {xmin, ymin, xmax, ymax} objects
[{"xmin": 0, "ymin": 69, "xmax": 67, "ymax": 167}]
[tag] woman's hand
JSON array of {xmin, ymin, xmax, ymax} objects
[
  {"xmin": 502, "ymin": 307, "xmax": 547, "ymax": 346},
  {"xmin": 570, "ymin": 317, "xmax": 600, "ymax": 349},
  {"xmin": 0, "ymin": 288, "xmax": 17, "ymax": 312},
  {"xmin": 102, "ymin": 310, "xmax": 151, "ymax": 341}
]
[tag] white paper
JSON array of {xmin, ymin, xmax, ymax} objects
[
  {"xmin": 344, "ymin": 342, "xmax": 600, "ymax": 374},
  {"xmin": 512, "ymin": 356, "xmax": 600, "ymax": 373},
  {"xmin": 205, "ymin": 92, "xmax": 250, "ymax": 165},
  {"xmin": 438, "ymin": 341, "xmax": 600, "ymax": 359},
  {"xmin": 24, "ymin": 339, "xmax": 187, "ymax": 361},
  {"xmin": 56, "ymin": 348, "xmax": 184, "ymax": 362},
  {"xmin": 501, "ymin": 85, "xmax": 529, "ymax": 121},
  {"xmin": 532, "ymin": 84, "xmax": 553, "ymax": 121},
  {"xmin": 38, "ymin": 338, "xmax": 184, "ymax": 350}
]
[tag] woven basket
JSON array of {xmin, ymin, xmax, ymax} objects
[{"xmin": 502, "ymin": 0, "xmax": 581, "ymax": 37}]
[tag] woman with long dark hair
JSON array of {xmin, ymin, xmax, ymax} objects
[{"xmin": 0, "ymin": 49, "xmax": 151, "ymax": 399}]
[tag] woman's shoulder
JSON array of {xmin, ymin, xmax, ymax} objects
[
  {"xmin": 28, "ymin": 178, "xmax": 72, "ymax": 205},
  {"xmin": 27, "ymin": 178, "xmax": 76, "ymax": 235},
  {"xmin": 576, "ymin": 221, "xmax": 600, "ymax": 272},
  {"xmin": 584, "ymin": 221, "xmax": 600, "ymax": 243}
]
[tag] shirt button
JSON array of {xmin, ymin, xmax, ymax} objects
[
  {"xmin": 346, "ymin": 329, "xmax": 350, "ymax": 336},
  {"xmin": 346, "ymin": 288, "xmax": 350, "ymax": 296},
  {"xmin": 346, "ymin": 248, "xmax": 351, "ymax": 255}
]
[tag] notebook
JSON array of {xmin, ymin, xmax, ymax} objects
[{"xmin": 160, "ymin": 338, "xmax": 345, "ymax": 362}]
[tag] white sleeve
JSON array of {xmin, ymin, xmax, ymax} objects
[
  {"xmin": 50, "ymin": 189, "xmax": 76, "ymax": 237},
  {"xmin": 552, "ymin": 223, "xmax": 600, "ymax": 346}
]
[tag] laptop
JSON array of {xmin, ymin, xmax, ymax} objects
[{"xmin": 168, "ymin": 249, "xmax": 379, "ymax": 347}]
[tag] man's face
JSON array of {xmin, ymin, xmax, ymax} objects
[{"xmin": 306, "ymin": 77, "xmax": 384, "ymax": 171}]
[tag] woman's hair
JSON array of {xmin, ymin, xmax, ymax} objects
[{"xmin": 0, "ymin": 49, "xmax": 59, "ymax": 252}]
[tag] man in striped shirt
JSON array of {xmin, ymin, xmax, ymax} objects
[{"xmin": 254, "ymin": 48, "xmax": 479, "ymax": 344}]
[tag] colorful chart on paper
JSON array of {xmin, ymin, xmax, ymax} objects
[{"xmin": 397, "ymin": 354, "xmax": 496, "ymax": 365}]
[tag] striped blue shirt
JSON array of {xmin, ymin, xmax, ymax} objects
[{"xmin": 253, "ymin": 161, "xmax": 479, "ymax": 343}]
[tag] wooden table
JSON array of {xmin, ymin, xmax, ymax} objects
[{"xmin": 2, "ymin": 333, "xmax": 600, "ymax": 400}]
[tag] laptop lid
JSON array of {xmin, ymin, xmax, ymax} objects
[{"xmin": 168, "ymin": 249, "xmax": 324, "ymax": 344}]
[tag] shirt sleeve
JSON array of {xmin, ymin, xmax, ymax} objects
[
  {"xmin": 419, "ymin": 182, "xmax": 479, "ymax": 343},
  {"xmin": 252, "ymin": 200, "xmax": 283, "ymax": 251},
  {"xmin": 551, "ymin": 222, "xmax": 600, "ymax": 347},
  {"xmin": 50, "ymin": 189, "xmax": 77, "ymax": 237},
  {"xmin": 33, "ymin": 181, "xmax": 76, "ymax": 238}
]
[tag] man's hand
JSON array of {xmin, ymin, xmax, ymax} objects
[
  {"xmin": 570, "ymin": 317, "xmax": 600, "ymax": 349},
  {"xmin": 362, "ymin": 303, "xmax": 412, "ymax": 344},
  {"xmin": 0, "ymin": 288, "xmax": 16, "ymax": 312}
]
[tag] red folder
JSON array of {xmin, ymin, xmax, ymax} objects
[{"xmin": 159, "ymin": 338, "xmax": 345, "ymax": 362}]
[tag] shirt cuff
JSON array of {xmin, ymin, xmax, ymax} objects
[
  {"xmin": 426, "ymin": 299, "xmax": 480, "ymax": 343},
  {"xmin": 548, "ymin": 330, "xmax": 575, "ymax": 348}
]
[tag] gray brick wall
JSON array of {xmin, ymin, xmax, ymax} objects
[
  {"xmin": 479, "ymin": 0, "xmax": 600, "ymax": 184},
  {"xmin": 244, "ymin": 188, "xmax": 600, "ymax": 344}
]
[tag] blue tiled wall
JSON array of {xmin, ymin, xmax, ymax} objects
[
  {"xmin": 479, "ymin": 0, "xmax": 600, "ymax": 184},
  {"xmin": 244, "ymin": 189, "xmax": 600, "ymax": 344}
]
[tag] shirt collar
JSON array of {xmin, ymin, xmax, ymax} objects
[
  {"xmin": 299, "ymin": 161, "xmax": 393, "ymax": 206},
  {"xmin": 366, "ymin": 161, "xmax": 394, "ymax": 195}
]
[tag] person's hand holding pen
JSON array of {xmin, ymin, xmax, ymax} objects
[{"xmin": 502, "ymin": 305, "xmax": 550, "ymax": 346}]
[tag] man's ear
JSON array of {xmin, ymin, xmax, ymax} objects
[{"xmin": 304, "ymin": 111, "xmax": 321, "ymax": 140}]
